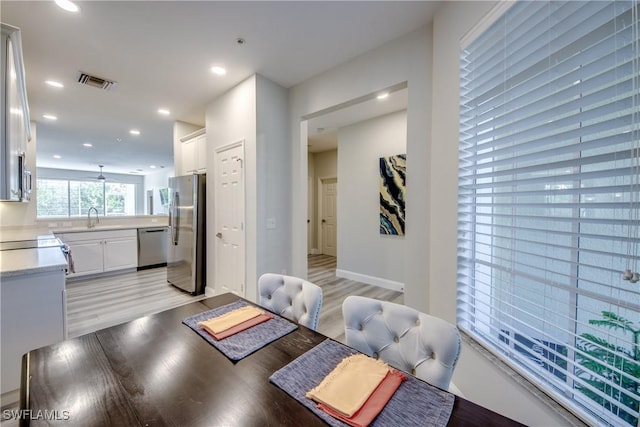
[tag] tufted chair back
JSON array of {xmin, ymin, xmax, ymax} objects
[
  {"xmin": 342, "ymin": 296, "xmax": 461, "ymax": 390},
  {"xmin": 258, "ymin": 273, "xmax": 323, "ymax": 330}
]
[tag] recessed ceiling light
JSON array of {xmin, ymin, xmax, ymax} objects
[
  {"xmin": 211, "ymin": 66, "xmax": 227, "ymax": 76},
  {"xmin": 43, "ymin": 114, "xmax": 58, "ymax": 120},
  {"xmin": 157, "ymin": 108, "xmax": 170, "ymax": 116},
  {"xmin": 55, "ymin": 0, "xmax": 79, "ymax": 13},
  {"xmin": 377, "ymin": 92, "xmax": 389, "ymax": 100},
  {"xmin": 45, "ymin": 80, "xmax": 64, "ymax": 88},
  {"xmin": 150, "ymin": 165, "xmax": 157, "ymax": 169},
  {"xmin": 53, "ymin": 155, "xmax": 61, "ymax": 159},
  {"xmin": 83, "ymin": 143, "xmax": 92, "ymax": 147},
  {"xmin": 129, "ymin": 129, "xmax": 140, "ymax": 135}
]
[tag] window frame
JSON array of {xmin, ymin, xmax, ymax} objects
[
  {"xmin": 36, "ymin": 177, "xmax": 138, "ymax": 219},
  {"xmin": 457, "ymin": 1, "xmax": 640, "ymax": 426}
]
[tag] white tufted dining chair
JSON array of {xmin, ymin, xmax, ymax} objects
[
  {"xmin": 258, "ymin": 273, "xmax": 323, "ymax": 331},
  {"xmin": 342, "ymin": 296, "xmax": 461, "ymax": 391}
]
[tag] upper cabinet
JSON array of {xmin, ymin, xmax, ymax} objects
[
  {"xmin": 1, "ymin": 23, "xmax": 32, "ymax": 202},
  {"xmin": 179, "ymin": 128, "xmax": 206, "ymax": 175}
]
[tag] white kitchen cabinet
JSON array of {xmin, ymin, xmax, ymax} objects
[
  {"xmin": 1, "ymin": 268, "xmax": 66, "ymax": 394},
  {"xmin": 103, "ymin": 235, "xmax": 138, "ymax": 272},
  {"xmin": 179, "ymin": 129, "xmax": 206, "ymax": 174},
  {"xmin": 196, "ymin": 133, "xmax": 207, "ymax": 172},
  {"xmin": 181, "ymin": 136, "xmax": 196, "ymax": 174},
  {"xmin": 58, "ymin": 229, "xmax": 137, "ymax": 278},
  {"xmin": 1, "ymin": 24, "xmax": 32, "ymax": 202},
  {"xmin": 66, "ymin": 239, "xmax": 103, "ymax": 276}
]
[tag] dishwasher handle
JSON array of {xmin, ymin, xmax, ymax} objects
[{"xmin": 140, "ymin": 228, "xmax": 166, "ymax": 233}]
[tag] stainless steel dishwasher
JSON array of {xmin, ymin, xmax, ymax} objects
[{"xmin": 137, "ymin": 227, "xmax": 168, "ymax": 269}]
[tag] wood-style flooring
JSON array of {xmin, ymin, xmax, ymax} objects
[
  {"xmin": 309, "ymin": 254, "xmax": 403, "ymax": 343},
  {"xmin": 66, "ymin": 268, "xmax": 207, "ymax": 338},
  {"xmin": 66, "ymin": 255, "xmax": 403, "ymax": 343}
]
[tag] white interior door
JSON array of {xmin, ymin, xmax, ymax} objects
[
  {"xmin": 214, "ymin": 142, "xmax": 245, "ymax": 296},
  {"xmin": 321, "ymin": 178, "xmax": 337, "ymax": 257},
  {"xmin": 308, "ymin": 176, "xmax": 313, "ymax": 254}
]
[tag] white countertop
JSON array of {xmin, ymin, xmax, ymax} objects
[
  {"xmin": 0, "ymin": 228, "xmax": 55, "ymax": 242},
  {"xmin": 0, "ymin": 221, "xmax": 167, "ymax": 276},
  {"xmin": 0, "ymin": 246, "xmax": 67, "ymax": 278}
]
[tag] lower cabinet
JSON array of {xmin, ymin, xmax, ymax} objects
[
  {"xmin": 58, "ymin": 229, "xmax": 138, "ymax": 278},
  {"xmin": 1, "ymin": 268, "xmax": 66, "ymax": 394}
]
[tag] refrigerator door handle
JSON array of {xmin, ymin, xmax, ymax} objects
[{"xmin": 173, "ymin": 192, "xmax": 180, "ymax": 245}]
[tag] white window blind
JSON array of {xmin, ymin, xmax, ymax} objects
[{"xmin": 457, "ymin": 2, "xmax": 640, "ymax": 426}]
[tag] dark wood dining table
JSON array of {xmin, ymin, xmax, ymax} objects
[{"xmin": 20, "ymin": 293, "xmax": 523, "ymax": 426}]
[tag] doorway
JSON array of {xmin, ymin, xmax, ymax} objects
[
  {"xmin": 319, "ymin": 177, "xmax": 337, "ymax": 256},
  {"xmin": 304, "ymin": 84, "xmax": 408, "ymax": 277},
  {"xmin": 213, "ymin": 140, "xmax": 245, "ymax": 297}
]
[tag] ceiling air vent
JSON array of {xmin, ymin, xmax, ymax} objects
[{"xmin": 77, "ymin": 72, "xmax": 117, "ymax": 91}]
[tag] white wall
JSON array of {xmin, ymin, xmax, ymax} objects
[
  {"xmin": 206, "ymin": 75, "xmax": 257, "ymax": 300},
  {"xmin": 289, "ymin": 26, "xmax": 432, "ymax": 311},
  {"xmin": 143, "ymin": 167, "xmax": 173, "ymax": 215},
  {"xmin": 337, "ymin": 111, "xmax": 406, "ymax": 287},
  {"xmin": 205, "ymin": 74, "xmax": 290, "ymax": 302},
  {"xmin": 313, "ymin": 150, "xmax": 337, "ymax": 179},
  {"xmin": 289, "ymin": 12, "xmax": 570, "ymax": 426},
  {"xmin": 429, "ymin": 2, "xmax": 570, "ymax": 425},
  {"xmin": 255, "ymin": 74, "xmax": 290, "ymax": 280},
  {"xmin": 1, "ymin": 121, "xmax": 168, "ymax": 232}
]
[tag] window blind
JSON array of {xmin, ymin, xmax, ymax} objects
[{"xmin": 457, "ymin": 2, "xmax": 640, "ymax": 426}]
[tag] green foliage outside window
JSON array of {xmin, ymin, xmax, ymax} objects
[
  {"xmin": 575, "ymin": 312, "xmax": 640, "ymax": 426},
  {"xmin": 37, "ymin": 178, "xmax": 136, "ymax": 218}
]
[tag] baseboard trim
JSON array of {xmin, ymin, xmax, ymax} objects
[
  {"xmin": 335, "ymin": 269, "xmax": 404, "ymax": 292},
  {"xmin": 309, "ymin": 248, "xmax": 321, "ymax": 255}
]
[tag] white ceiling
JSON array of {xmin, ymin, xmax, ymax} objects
[
  {"xmin": 2, "ymin": 1, "xmax": 440, "ymax": 175},
  {"xmin": 307, "ymin": 87, "xmax": 407, "ymax": 153}
]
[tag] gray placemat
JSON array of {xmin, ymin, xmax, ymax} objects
[
  {"xmin": 183, "ymin": 300, "xmax": 297, "ymax": 361},
  {"xmin": 269, "ymin": 339, "xmax": 454, "ymax": 427}
]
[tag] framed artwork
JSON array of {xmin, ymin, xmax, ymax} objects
[{"xmin": 379, "ymin": 154, "xmax": 406, "ymax": 235}]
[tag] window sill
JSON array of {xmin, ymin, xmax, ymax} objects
[{"xmin": 460, "ymin": 331, "xmax": 588, "ymax": 427}]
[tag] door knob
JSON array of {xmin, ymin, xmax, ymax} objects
[{"xmin": 216, "ymin": 232, "xmax": 222, "ymax": 238}]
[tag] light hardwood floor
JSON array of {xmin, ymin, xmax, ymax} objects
[
  {"xmin": 66, "ymin": 268, "xmax": 207, "ymax": 338},
  {"xmin": 66, "ymin": 255, "xmax": 403, "ymax": 343},
  {"xmin": 309, "ymin": 254, "xmax": 403, "ymax": 343}
]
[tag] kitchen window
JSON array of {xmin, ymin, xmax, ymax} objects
[
  {"xmin": 37, "ymin": 178, "xmax": 136, "ymax": 218},
  {"xmin": 457, "ymin": 1, "xmax": 639, "ymax": 426}
]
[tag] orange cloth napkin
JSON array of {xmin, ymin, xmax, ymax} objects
[
  {"xmin": 306, "ymin": 354, "xmax": 390, "ymax": 417},
  {"xmin": 318, "ymin": 369, "xmax": 407, "ymax": 427},
  {"xmin": 197, "ymin": 306, "xmax": 271, "ymax": 340},
  {"xmin": 200, "ymin": 312, "xmax": 273, "ymax": 340}
]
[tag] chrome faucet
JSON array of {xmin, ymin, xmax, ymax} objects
[{"xmin": 87, "ymin": 206, "xmax": 99, "ymax": 228}]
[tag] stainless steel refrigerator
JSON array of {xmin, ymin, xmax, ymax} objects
[{"xmin": 167, "ymin": 173, "xmax": 206, "ymax": 295}]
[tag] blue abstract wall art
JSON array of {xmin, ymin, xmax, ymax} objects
[{"xmin": 379, "ymin": 154, "xmax": 406, "ymax": 235}]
